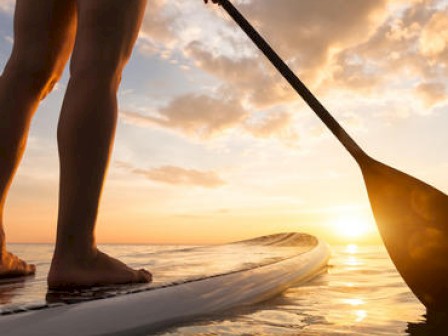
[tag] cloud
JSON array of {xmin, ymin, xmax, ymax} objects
[
  {"xmin": 326, "ymin": 1, "xmax": 448, "ymax": 110},
  {"xmin": 244, "ymin": 111, "xmax": 299, "ymax": 144},
  {"xmin": 135, "ymin": 0, "xmax": 448, "ymax": 128},
  {"xmin": 3, "ymin": 35, "xmax": 13, "ymax": 44},
  {"xmin": 121, "ymin": 93, "xmax": 248, "ymax": 138},
  {"xmin": 237, "ymin": 0, "xmax": 390, "ymax": 79},
  {"xmin": 120, "ymin": 94, "xmax": 301, "ymax": 144},
  {"xmin": 331, "ymin": 52, "xmax": 382, "ymax": 92},
  {"xmin": 185, "ymin": 42, "xmax": 295, "ymax": 108},
  {"xmin": 415, "ymin": 81, "xmax": 447, "ymax": 107},
  {"xmin": 137, "ymin": 0, "xmax": 394, "ymax": 101},
  {"xmin": 181, "ymin": 0, "xmax": 398, "ymax": 107},
  {"xmin": 420, "ymin": 11, "xmax": 448, "ymax": 59},
  {"xmin": 0, "ymin": 0, "xmax": 14, "ymax": 14},
  {"xmin": 116, "ymin": 161, "xmax": 225, "ymax": 188},
  {"xmin": 137, "ymin": 0, "xmax": 178, "ymax": 55}
]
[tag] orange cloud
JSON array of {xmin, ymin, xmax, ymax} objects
[
  {"xmin": 238, "ymin": 0, "xmax": 389, "ymax": 77},
  {"xmin": 138, "ymin": 0, "xmax": 393, "ymax": 103},
  {"xmin": 121, "ymin": 93, "xmax": 248, "ymax": 138},
  {"xmin": 136, "ymin": 0, "xmax": 448, "ymax": 124},
  {"xmin": 120, "ymin": 96, "xmax": 301, "ymax": 144},
  {"xmin": 137, "ymin": 0, "xmax": 177, "ymax": 56},
  {"xmin": 415, "ymin": 81, "xmax": 447, "ymax": 107},
  {"xmin": 185, "ymin": 42, "xmax": 295, "ymax": 108},
  {"xmin": 327, "ymin": 1, "xmax": 448, "ymax": 111},
  {"xmin": 116, "ymin": 161, "xmax": 225, "ymax": 188},
  {"xmin": 420, "ymin": 12, "xmax": 448, "ymax": 59},
  {"xmin": 244, "ymin": 111, "xmax": 299, "ymax": 145}
]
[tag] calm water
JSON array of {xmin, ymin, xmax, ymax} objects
[{"xmin": 2, "ymin": 242, "xmax": 445, "ymax": 335}]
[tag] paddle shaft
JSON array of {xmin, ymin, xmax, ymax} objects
[{"xmin": 216, "ymin": 0, "xmax": 367, "ymax": 162}]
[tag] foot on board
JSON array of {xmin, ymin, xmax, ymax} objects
[
  {"xmin": 0, "ymin": 251, "xmax": 36, "ymax": 278},
  {"xmin": 48, "ymin": 249, "xmax": 152, "ymax": 289}
]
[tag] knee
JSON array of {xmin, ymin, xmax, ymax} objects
[
  {"xmin": 69, "ymin": 56, "xmax": 124, "ymax": 91},
  {"xmin": 3, "ymin": 56, "xmax": 63, "ymax": 99}
]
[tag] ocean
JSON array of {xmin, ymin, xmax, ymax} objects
[{"xmin": 1, "ymin": 242, "xmax": 439, "ymax": 335}]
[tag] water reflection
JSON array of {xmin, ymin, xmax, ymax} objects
[
  {"xmin": 0, "ymin": 278, "xmax": 26, "ymax": 305},
  {"xmin": 355, "ymin": 309, "xmax": 367, "ymax": 322},
  {"xmin": 277, "ymin": 244, "xmax": 425, "ymax": 335},
  {"xmin": 345, "ymin": 244, "xmax": 358, "ymax": 254},
  {"xmin": 335, "ymin": 245, "xmax": 368, "ymax": 325},
  {"xmin": 343, "ymin": 298, "xmax": 364, "ymax": 306},
  {"xmin": 342, "ymin": 244, "xmax": 363, "ymax": 267}
]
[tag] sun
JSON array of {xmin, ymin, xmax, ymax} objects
[{"xmin": 331, "ymin": 214, "xmax": 374, "ymax": 240}]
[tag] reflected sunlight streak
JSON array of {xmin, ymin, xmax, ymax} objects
[
  {"xmin": 343, "ymin": 298, "xmax": 365, "ymax": 306},
  {"xmin": 346, "ymin": 256, "xmax": 363, "ymax": 266},
  {"xmin": 345, "ymin": 244, "xmax": 358, "ymax": 254},
  {"xmin": 355, "ymin": 310, "xmax": 367, "ymax": 323}
]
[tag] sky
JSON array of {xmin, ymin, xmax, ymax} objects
[{"xmin": 1, "ymin": 0, "xmax": 448, "ymax": 245}]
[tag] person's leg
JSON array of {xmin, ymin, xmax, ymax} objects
[
  {"xmin": 48, "ymin": 0, "xmax": 150, "ymax": 289},
  {"xmin": 0, "ymin": 0, "xmax": 77, "ymax": 278}
]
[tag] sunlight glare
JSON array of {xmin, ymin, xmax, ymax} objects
[
  {"xmin": 355, "ymin": 310, "xmax": 367, "ymax": 322},
  {"xmin": 345, "ymin": 244, "xmax": 358, "ymax": 254},
  {"xmin": 346, "ymin": 256, "xmax": 362, "ymax": 266},
  {"xmin": 332, "ymin": 214, "xmax": 373, "ymax": 239},
  {"xmin": 343, "ymin": 298, "xmax": 364, "ymax": 306}
]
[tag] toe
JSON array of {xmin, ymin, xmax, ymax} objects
[
  {"xmin": 0, "ymin": 252, "xmax": 35, "ymax": 278},
  {"xmin": 27, "ymin": 263, "xmax": 36, "ymax": 275},
  {"xmin": 17, "ymin": 259, "xmax": 36, "ymax": 275},
  {"xmin": 137, "ymin": 269, "xmax": 152, "ymax": 283},
  {"xmin": 18, "ymin": 260, "xmax": 35, "ymax": 276}
]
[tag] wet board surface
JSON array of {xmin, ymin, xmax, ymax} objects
[{"xmin": 0, "ymin": 232, "xmax": 330, "ymax": 335}]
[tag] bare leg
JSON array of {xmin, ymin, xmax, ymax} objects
[
  {"xmin": 0, "ymin": 0, "xmax": 77, "ymax": 278},
  {"xmin": 48, "ymin": 0, "xmax": 151, "ymax": 289}
]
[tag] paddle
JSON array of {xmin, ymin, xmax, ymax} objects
[{"xmin": 208, "ymin": 0, "xmax": 448, "ymax": 312}]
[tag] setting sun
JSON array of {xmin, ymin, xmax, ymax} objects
[{"xmin": 331, "ymin": 214, "xmax": 375, "ymax": 240}]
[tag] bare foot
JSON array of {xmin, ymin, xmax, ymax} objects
[
  {"xmin": 0, "ymin": 251, "xmax": 36, "ymax": 278},
  {"xmin": 47, "ymin": 249, "xmax": 152, "ymax": 289}
]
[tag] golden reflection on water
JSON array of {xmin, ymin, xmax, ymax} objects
[
  {"xmin": 346, "ymin": 256, "xmax": 363, "ymax": 266},
  {"xmin": 355, "ymin": 309, "xmax": 367, "ymax": 322},
  {"xmin": 343, "ymin": 298, "xmax": 364, "ymax": 306},
  {"xmin": 343, "ymin": 244, "xmax": 364, "ymax": 267},
  {"xmin": 345, "ymin": 244, "xmax": 358, "ymax": 254},
  {"xmin": 334, "ymin": 244, "xmax": 369, "ymax": 325}
]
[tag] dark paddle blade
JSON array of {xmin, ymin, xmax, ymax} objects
[
  {"xmin": 212, "ymin": 0, "xmax": 448, "ymax": 312},
  {"xmin": 361, "ymin": 158, "xmax": 448, "ymax": 311}
]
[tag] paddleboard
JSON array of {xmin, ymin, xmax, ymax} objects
[{"xmin": 0, "ymin": 232, "xmax": 329, "ymax": 335}]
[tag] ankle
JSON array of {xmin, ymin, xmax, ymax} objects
[{"xmin": 53, "ymin": 236, "xmax": 97, "ymax": 262}]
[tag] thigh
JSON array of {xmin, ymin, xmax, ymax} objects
[
  {"xmin": 7, "ymin": 0, "xmax": 77, "ymax": 75},
  {"xmin": 70, "ymin": 0, "xmax": 147, "ymax": 76}
]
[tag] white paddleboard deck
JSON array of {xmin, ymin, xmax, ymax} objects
[{"xmin": 0, "ymin": 233, "xmax": 330, "ymax": 335}]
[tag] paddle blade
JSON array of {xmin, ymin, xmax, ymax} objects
[{"xmin": 360, "ymin": 158, "xmax": 448, "ymax": 312}]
